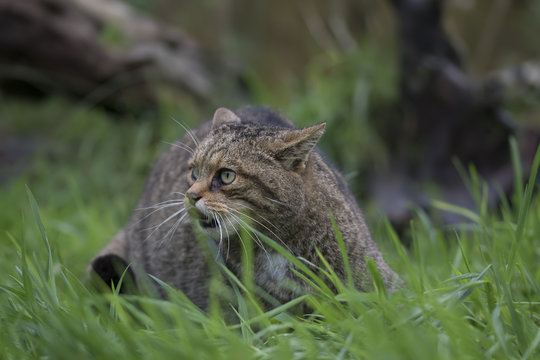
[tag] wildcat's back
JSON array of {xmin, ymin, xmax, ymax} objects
[{"xmin": 91, "ymin": 107, "xmax": 399, "ymax": 309}]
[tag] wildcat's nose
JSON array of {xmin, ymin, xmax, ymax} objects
[{"xmin": 186, "ymin": 191, "xmax": 202, "ymax": 202}]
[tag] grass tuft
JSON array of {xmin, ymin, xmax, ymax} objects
[{"xmin": 1, "ymin": 97, "xmax": 540, "ymax": 358}]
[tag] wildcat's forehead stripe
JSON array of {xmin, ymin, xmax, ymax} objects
[{"xmin": 195, "ymin": 128, "xmax": 276, "ymax": 169}]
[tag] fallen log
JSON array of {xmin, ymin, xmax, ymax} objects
[{"xmin": 0, "ymin": 0, "xmax": 215, "ymax": 113}]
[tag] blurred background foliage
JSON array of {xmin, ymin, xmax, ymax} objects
[{"xmin": 1, "ymin": 0, "xmax": 540, "ymax": 276}]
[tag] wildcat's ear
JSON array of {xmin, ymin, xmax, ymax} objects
[
  {"xmin": 274, "ymin": 122, "xmax": 326, "ymax": 171},
  {"xmin": 211, "ymin": 107, "xmax": 241, "ymax": 130}
]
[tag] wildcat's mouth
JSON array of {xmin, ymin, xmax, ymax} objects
[{"xmin": 198, "ymin": 212, "xmax": 218, "ymax": 228}]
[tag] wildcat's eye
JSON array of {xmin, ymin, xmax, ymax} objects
[
  {"xmin": 220, "ymin": 169, "xmax": 236, "ymax": 185},
  {"xmin": 191, "ymin": 167, "xmax": 199, "ymax": 181}
]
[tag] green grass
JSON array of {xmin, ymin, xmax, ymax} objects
[{"xmin": 1, "ymin": 95, "xmax": 540, "ymax": 359}]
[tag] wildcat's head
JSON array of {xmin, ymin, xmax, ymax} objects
[{"xmin": 183, "ymin": 107, "xmax": 325, "ymax": 247}]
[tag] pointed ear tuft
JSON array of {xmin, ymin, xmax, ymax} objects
[
  {"xmin": 211, "ymin": 107, "xmax": 241, "ymax": 130},
  {"xmin": 275, "ymin": 122, "xmax": 326, "ymax": 171}
]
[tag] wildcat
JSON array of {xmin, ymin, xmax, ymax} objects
[{"xmin": 90, "ymin": 107, "xmax": 400, "ymax": 310}]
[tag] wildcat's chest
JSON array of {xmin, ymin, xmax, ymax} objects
[{"xmin": 256, "ymin": 253, "xmax": 290, "ymax": 283}]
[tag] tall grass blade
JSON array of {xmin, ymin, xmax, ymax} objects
[
  {"xmin": 25, "ymin": 186, "xmax": 58, "ymax": 305},
  {"xmin": 510, "ymin": 137, "xmax": 523, "ymax": 208},
  {"xmin": 330, "ymin": 213, "xmax": 353, "ymax": 288},
  {"xmin": 507, "ymin": 144, "xmax": 540, "ymax": 276},
  {"xmin": 493, "ymin": 265, "xmax": 528, "ymax": 352},
  {"xmin": 366, "ymin": 258, "xmax": 387, "ymax": 299},
  {"xmin": 491, "ymin": 304, "xmax": 509, "ymax": 356},
  {"xmin": 522, "ymin": 327, "xmax": 540, "ymax": 360},
  {"xmin": 431, "ymin": 200, "xmax": 480, "ymax": 223}
]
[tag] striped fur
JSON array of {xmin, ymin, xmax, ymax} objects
[{"xmin": 90, "ymin": 107, "xmax": 400, "ymax": 310}]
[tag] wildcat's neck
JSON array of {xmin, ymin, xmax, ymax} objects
[{"xmin": 286, "ymin": 154, "xmax": 345, "ymax": 248}]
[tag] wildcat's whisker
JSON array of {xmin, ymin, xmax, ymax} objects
[
  {"xmin": 216, "ymin": 213, "xmax": 231, "ymax": 260},
  {"xmin": 234, "ymin": 202, "xmax": 253, "ymax": 210},
  {"xmin": 171, "ymin": 117, "xmax": 200, "ymax": 146},
  {"xmin": 229, "ymin": 208, "xmax": 292, "ymax": 254},
  {"xmin": 264, "ymin": 197, "xmax": 292, "ymax": 209},
  {"xmin": 228, "ymin": 210, "xmax": 268, "ymax": 248},
  {"xmin": 218, "ymin": 213, "xmax": 231, "ymax": 243},
  {"xmin": 163, "ymin": 213, "xmax": 187, "ymax": 246},
  {"xmin": 214, "ymin": 211, "xmax": 224, "ymax": 260},
  {"xmin": 142, "ymin": 208, "xmax": 186, "ymax": 241},
  {"xmin": 170, "ymin": 191, "xmax": 186, "ymax": 197},
  {"xmin": 213, "ymin": 213, "xmax": 223, "ymax": 259},
  {"xmin": 158, "ymin": 212, "xmax": 188, "ymax": 248},
  {"xmin": 254, "ymin": 213, "xmax": 281, "ymax": 231},
  {"xmin": 137, "ymin": 200, "xmax": 183, "ymax": 211},
  {"xmin": 224, "ymin": 214, "xmax": 241, "ymax": 260},
  {"xmin": 227, "ymin": 213, "xmax": 257, "ymax": 258},
  {"xmin": 133, "ymin": 203, "xmax": 184, "ymax": 226},
  {"xmin": 165, "ymin": 141, "xmax": 195, "ymax": 155},
  {"xmin": 139, "ymin": 196, "xmax": 184, "ymax": 208},
  {"xmin": 234, "ymin": 202, "xmax": 281, "ymax": 231},
  {"xmin": 144, "ymin": 208, "xmax": 186, "ymax": 230},
  {"xmin": 229, "ymin": 213, "xmax": 270, "ymax": 261}
]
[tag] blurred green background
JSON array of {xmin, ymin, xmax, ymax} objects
[
  {"xmin": 2, "ymin": 2, "xmax": 540, "ymax": 359},
  {"xmin": 1, "ymin": 0, "xmax": 540, "ymax": 278}
]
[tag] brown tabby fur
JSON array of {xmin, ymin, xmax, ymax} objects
[{"xmin": 91, "ymin": 107, "xmax": 400, "ymax": 310}]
